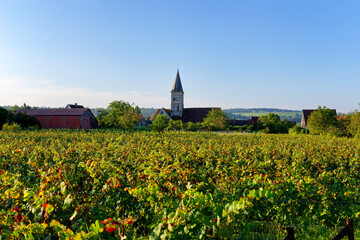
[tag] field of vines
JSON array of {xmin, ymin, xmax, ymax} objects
[{"xmin": 1, "ymin": 130, "xmax": 360, "ymax": 239}]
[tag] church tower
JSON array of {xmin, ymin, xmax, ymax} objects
[{"xmin": 171, "ymin": 70, "xmax": 184, "ymax": 117}]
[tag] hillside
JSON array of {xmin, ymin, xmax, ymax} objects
[{"xmin": 224, "ymin": 108, "xmax": 302, "ymax": 122}]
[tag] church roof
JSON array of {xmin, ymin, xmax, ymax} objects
[
  {"xmin": 181, "ymin": 108, "xmax": 220, "ymax": 123},
  {"xmin": 172, "ymin": 70, "xmax": 183, "ymax": 92}
]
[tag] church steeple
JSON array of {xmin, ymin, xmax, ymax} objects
[
  {"xmin": 171, "ymin": 70, "xmax": 184, "ymax": 117},
  {"xmin": 172, "ymin": 70, "xmax": 183, "ymax": 92}
]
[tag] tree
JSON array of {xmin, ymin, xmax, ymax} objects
[
  {"xmin": 134, "ymin": 106, "xmax": 141, "ymax": 115},
  {"xmin": 167, "ymin": 119, "xmax": 183, "ymax": 131},
  {"xmin": 97, "ymin": 100, "xmax": 139, "ymax": 130},
  {"xmin": 202, "ymin": 109, "xmax": 229, "ymax": 131},
  {"xmin": 259, "ymin": 113, "xmax": 280, "ymax": 125},
  {"xmin": 257, "ymin": 113, "xmax": 294, "ymax": 133},
  {"xmin": 307, "ymin": 106, "xmax": 338, "ymax": 135},
  {"xmin": 347, "ymin": 110, "xmax": 360, "ymax": 137},
  {"xmin": 10, "ymin": 105, "xmax": 20, "ymax": 113},
  {"xmin": 150, "ymin": 114, "xmax": 169, "ymax": 132},
  {"xmin": 0, "ymin": 107, "xmax": 9, "ymax": 130},
  {"xmin": 12, "ymin": 112, "xmax": 41, "ymax": 129}
]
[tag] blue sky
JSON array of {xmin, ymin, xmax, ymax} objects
[{"xmin": 1, "ymin": 1, "xmax": 360, "ymax": 112}]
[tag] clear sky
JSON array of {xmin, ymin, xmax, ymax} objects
[{"xmin": 1, "ymin": 1, "xmax": 360, "ymax": 112}]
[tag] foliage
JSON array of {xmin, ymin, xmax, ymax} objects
[
  {"xmin": 167, "ymin": 119, "xmax": 183, "ymax": 131},
  {"xmin": 2, "ymin": 122, "xmax": 22, "ymax": 132},
  {"xmin": 1, "ymin": 131, "xmax": 360, "ymax": 239},
  {"xmin": 289, "ymin": 125, "xmax": 309, "ymax": 135},
  {"xmin": 97, "ymin": 100, "xmax": 139, "ymax": 130},
  {"xmin": 347, "ymin": 110, "xmax": 360, "ymax": 138},
  {"xmin": 0, "ymin": 107, "xmax": 9, "ymax": 130},
  {"xmin": 257, "ymin": 113, "xmax": 294, "ymax": 133},
  {"xmin": 184, "ymin": 122, "xmax": 200, "ymax": 132},
  {"xmin": 202, "ymin": 109, "xmax": 229, "ymax": 131},
  {"xmin": 11, "ymin": 112, "xmax": 41, "ymax": 129},
  {"xmin": 307, "ymin": 106, "xmax": 339, "ymax": 135},
  {"xmin": 150, "ymin": 114, "xmax": 169, "ymax": 132},
  {"xmin": 337, "ymin": 115, "xmax": 352, "ymax": 137}
]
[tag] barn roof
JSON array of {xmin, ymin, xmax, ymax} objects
[
  {"xmin": 172, "ymin": 70, "xmax": 183, "ymax": 92},
  {"xmin": 181, "ymin": 108, "xmax": 219, "ymax": 123},
  {"xmin": 17, "ymin": 108, "xmax": 92, "ymax": 116}
]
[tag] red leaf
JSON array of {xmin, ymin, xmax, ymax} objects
[{"xmin": 105, "ymin": 225, "xmax": 116, "ymax": 233}]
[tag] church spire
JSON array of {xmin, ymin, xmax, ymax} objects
[
  {"xmin": 172, "ymin": 70, "xmax": 183, "ymax": 92},
  {"xmin": 170, "ymin": 70, "xmax": 184, "ymax": 117}
]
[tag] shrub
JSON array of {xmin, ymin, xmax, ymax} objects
[
  {"xmin": 13, "ymin": 112, "xmax": 41, "ymax": 129},
  {"xmin": 150, "ymin": 114, "xmax": 169, "ymax": 132},
  {"xmin": 2, "ymin": 123, "xmax": 22, "ymax": 132},
  {"xmin": 289, "ymin": 126, "xmax": 309, "ymax": 135}
]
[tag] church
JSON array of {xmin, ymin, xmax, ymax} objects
[{"xmin": 150, "ymin": 70, "xmax": 218, "ymax": 123}]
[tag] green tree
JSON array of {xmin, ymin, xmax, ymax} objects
[
  {"xmin": 259, "ymin": 113, "xmax": 280, "ymax": 125},
  {"xmin": 347, "ymin": 110, "xmax": 360, "ymax": 137},
  {"xmin": 258, "ymin": 113, "xmax": 293, "ymax": 133},
  {"xmin": 167, "ymin": 119, "xmax": 183, "ymax": 131},
  {"xmin": 10, "ymin": 105, "xmax": 20, "ymax": 113},
  {"xmin": 307, "ymin": 106, "xmax": 338, "ymax": 135},
  {"xmin": 150, "ymin": 114, "xmax": 169, "ymax": 132},
  {"xmin": 134, "ymin": 106, "xmax": 141, "ymax": 115},
  {"xmin": 97, "ymin": 100, "xmax": 139, "ymax": 130},
  {"xmin": 202, "ymin": 109, "xmax": 229, "ymax": 131},
  {"xmin": 0, "ymin": 107, "xmax": 9, "ymax": 130},
  {"xmin": 13, "ymin": 112, "xmax": 41, "ymax": 129}
]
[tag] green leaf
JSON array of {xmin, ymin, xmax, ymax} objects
[
  {"xmin": 70, "ymin": 210, "xmax": 78, "ymax": 221},
  {"xmin": 64, "ymin": 194, "xmax": 73, "ymax": 209},
  {"xmin": 60, "ymin": 182, "xmax": 67, "ymax": 195}
]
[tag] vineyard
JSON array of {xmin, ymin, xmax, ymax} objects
[{"xmin": 1, "ymin": 131, "xmax": 360, "ymax": 239}]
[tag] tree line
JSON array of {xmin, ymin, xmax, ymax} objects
[{"xmin": 2, "ymin": 101, "xmax": 360, "ymax": 137}]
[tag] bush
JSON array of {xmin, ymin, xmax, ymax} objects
[
  {"xmin": 289, "ymin": 126, "xmax": 309, "ymax": 135},
  {"xmin": 347, "ymin": 111, "xmax": 360, "ymax": 137},
  {"xmin": 2, "ymin": 123, "xmax": 22, "ymax": 132},
  {"xmin": 12, "ymin": 113, "xmax": 41, "ymax": 129},
  {"xmin": 167, "ymin": 119, "xmax": 183, "ymax": 131},
  {"xmin": 307, "ymin": 106, "xmax": 338, "ymax": 135},
  {"xmin": 257, "ymin": 113, "xmax": 293, "ymax": 134},
  {"xmin": 150, "ymin": 114, "xmax": 169, "ymax": 132},
  {"xmin": 0, "ymin": 107, "xmax": 9, "ymax": 130},
  {"xmin": 202, "ymin": 109, "xmax": 229, "ymax": 131},
  {"xmin": 185, "ymin": 122, "xmax": 199, "ymax": 132}
]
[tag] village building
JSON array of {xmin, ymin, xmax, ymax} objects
[
  {"xmin": 151, "ymin": 70, "xmax": 218, "ymax": 123},
  {"xmin": 18, "ymin": 105, "xmax": 98, "ymax": 129}
]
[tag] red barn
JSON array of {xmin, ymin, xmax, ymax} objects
[{"xmin": 17, "ymin": 108, "xmax": 98, "ymax": 129}]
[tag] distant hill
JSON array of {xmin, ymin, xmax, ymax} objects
[{"xmin": 224, "ymin": 108, "xmax": 301, "ymax": 123}]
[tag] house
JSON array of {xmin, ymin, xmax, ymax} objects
[
  {"xmin": 17, "ymin": 108, "xmax": 98, "ymax": 129},
  {"xmin": 301, "ymin": 109, "xmax": 337, "ymax": 128},
  {"xmin": 65, "ymin": 103, "xmax": 84, "ymax": 109},
  {"xmin": 151, "ymin": 70, "xmax": 218, "ymax": 123}
]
